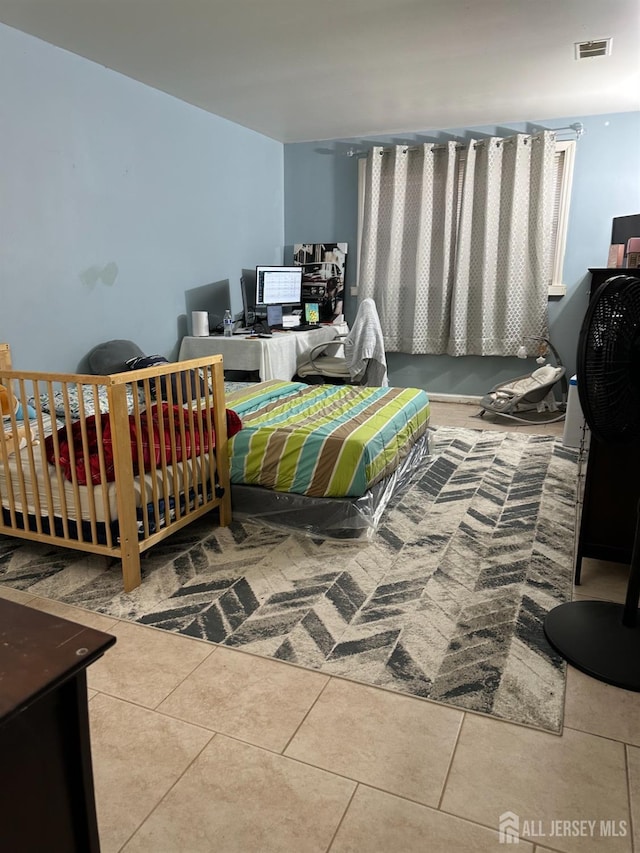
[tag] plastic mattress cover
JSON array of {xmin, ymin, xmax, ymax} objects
[{"xmin": 231, "ymin": 429, "xmax": 432, "ymax": 540}]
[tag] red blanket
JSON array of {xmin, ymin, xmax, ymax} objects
[{"xmin": 45, "ymin": 404, "xmax": 242, "ymax": 485}]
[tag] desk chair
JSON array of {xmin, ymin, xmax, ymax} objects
[{"xmin": 296, "ymin": 298, "xmax": 388, "ymax": 386}]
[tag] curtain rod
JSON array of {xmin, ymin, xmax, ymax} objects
[
  {"xmin": 345, "ymin": 123, "xmax": 584, "ymax": 157},
  {"xmin": 551, "ymin": 122, "xmax": 584, "ymax": 138}
]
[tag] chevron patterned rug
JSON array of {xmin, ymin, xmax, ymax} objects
[{"xmin": 0, "ymin": 426, "xmax": 578, "ymax": 733}]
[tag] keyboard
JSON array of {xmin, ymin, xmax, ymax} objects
[{"xmin": 294, "ymin": 323, "xmax": 321, "ymax": 331}]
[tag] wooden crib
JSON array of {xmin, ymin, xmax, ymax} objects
[{"xmin": 0, "ymin": 343, "xmax": 232, "ymax": 591}]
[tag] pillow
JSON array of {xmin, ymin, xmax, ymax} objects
[
  {"xmin": 125, "ymin": 354, "xmax": 169, "ymax": 371},
  {"xmin": 34, "ymin": 385, "xmax": 142, "ymax": 420},
  {"xmin": 126, "ymin": 355, "xmax": 206, "ymax": 402},
  {"xmin": 88, "ymin": 340, "xmax": 145, "ymax": 375}
]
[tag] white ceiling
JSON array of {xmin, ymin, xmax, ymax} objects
[{"xmin": 1, "ymin": 0, "xmax": 638, "ymax": 143}]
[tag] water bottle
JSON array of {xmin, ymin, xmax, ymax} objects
[{"xmin": 223, "ymin": 309, "xmax": 233, "ymax": 337}]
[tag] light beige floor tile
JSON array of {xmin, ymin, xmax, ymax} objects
[
  {"xmin": 441, "ymin": 714, "xmax": 631, "ymax": 853},
  {"xmin": 87, "ymin": 620, "xmax": 213, "ymax": 707},
  {"xmin": 284, "ymin": 678, "xmax": 462, "ymax": 806},
  {"xmin": 158, "ymin": 646, "xmax": 329, "ymax": 752},
  {"xmin": 90, "ymin": 692, "xmax": 213, "ymax": 853},
  {"xmin": 122, "ymin": 733, "xmax": 355, "ymax": 853},
  {"xmin": 575, "ymin": 558, "xmax": 630, "ymax": 604},
  {"xmin": 331, "ymin": 784, "xmax": 535, "ymax": 852},
  {"xmin": 0, "ymin": 584, "xmax": 36, "ymax": 603},
  {"xmin": 26, "ymin": 595, "xmax": 119, "ymax": 632},
  {"xmin": 572, "ymin": 591, "xmax": 616, "ymax": 603},
  {"xmin": 534, "ymin": 848, "xmax": 590, "ymax": 853},
  {"xmin": 530, "ymin": 825, "xmax": 631, "ymax": 851},
  {"xmin": 627, "ymin": 746, "xmax": 640, "ymax": 852},
  {"xmin": 564, "ymin": 667, "xmax": 640, "ymax": 746}
]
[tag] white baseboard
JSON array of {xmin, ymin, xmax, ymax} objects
[{"xmin": 428, "ymin": 392, "xmax": 482, "ymax": 404}]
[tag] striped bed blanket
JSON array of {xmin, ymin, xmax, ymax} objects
[{"xmin": 226, "ymin": 381, "xmax": 430, "ymax": 498}]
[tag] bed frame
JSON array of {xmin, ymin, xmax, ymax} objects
[{"xmin": 0, "ymin": 343, "xmax": 232, "ymax": 591}]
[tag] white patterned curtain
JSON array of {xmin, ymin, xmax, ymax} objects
[
  {"xmin": 448, "ymin": 132, "xmax": 556, "ymax": 356},
  {"xmin": 358, "ymin": 131, "xmax": 556, "ymax": 356},
  {"xmin": 358, "ymin": 142, "xmax": 459, "ymax": 353}
]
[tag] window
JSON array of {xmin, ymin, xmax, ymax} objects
[
  {"xmin": 548, "ymin": 141, "xmax": 576, "ymax": 296},
  {"xmin": 356, "ymin": 138, "xmax": 575, "ymax": 298}
]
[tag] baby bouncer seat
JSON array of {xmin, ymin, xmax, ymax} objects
[{"xmin": 478, "ymin": 338, "xmax": 568, "ymax": 424}]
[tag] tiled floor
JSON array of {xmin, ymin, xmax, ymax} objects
[{"xmin": 3, "ymin": 403, "xmax": 638, "ymax": 852}]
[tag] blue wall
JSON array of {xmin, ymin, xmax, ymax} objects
[
  {"xmin": 284, "ymin": 112, "xmax": 640, "ymax": 395},
  {"xmin": 2, "ymin": 19, "xmax": 637, "ymax": 387},
  {"xmin": 0, "ymin": 24, "xmax": 284, "ymax": 372}
]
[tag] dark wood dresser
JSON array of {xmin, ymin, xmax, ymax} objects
[
  {"xmin": 588, "ymin": 266, "xmax": 629, "ymax": 294},
  {"xmin": 0, "ymin": 598, "xmax": 116, "ymax": 852},
  {"xmin": 574, "ymin": 269, "xmax": 640, "ymax": 582},
  {"xmin": 575, "ymin": 434, "xmax": 640, "ymax": 579}
]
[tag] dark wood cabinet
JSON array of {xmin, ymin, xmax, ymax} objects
[
  {"xmin": 574, "ymin": 269, "xmax": 640, "ymax": 582},
  {"xmin": 0, "ymin": 598, "xmax": 116, "ymax": 852},
  {"xmin": 575, "ymin": 435, "xmax": 640, "ymax": 580},
  {"xmin": 588, "ymin": 266, "xmax": 632, "ymax": 294}
]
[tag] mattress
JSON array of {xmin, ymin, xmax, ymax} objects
[
  {"xmin": 1, "ymin": 412, "xmax": 212, "ymax": 525},
  {"xmin": 227, "ymin": 381, "xmax": 430, "ymax": 498},
  {"xmin": 231, "ymin": 430, "xmax": 430, "ymax": 539}
]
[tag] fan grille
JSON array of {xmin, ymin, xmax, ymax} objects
[{"xmin": 578, "ymin": 275, "xmax": 640, "ymax": 444}]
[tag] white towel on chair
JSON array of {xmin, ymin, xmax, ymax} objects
[{"xmin": 344, "ymin": 298, "xmax": 388, "ymax": 386}]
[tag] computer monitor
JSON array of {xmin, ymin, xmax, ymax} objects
[
  {"xmin": 255, "ymin": 266, "xmax": 303, "ymax": 308},
  {"xmin": 612, "ymin": 214, "xmax": 640, "ymax": 261},
  {"xmin": 240, "ymin": 268, "xmax": 257, "ymax": 326}
]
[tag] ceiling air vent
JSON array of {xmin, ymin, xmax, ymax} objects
[{"xmin": 575, "ymin": 38, "xmax": 612, "ymax": 59}]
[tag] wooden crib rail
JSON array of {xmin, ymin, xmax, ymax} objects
[{"xmin": 0, "ymin": 354, "xmax": 231, "ymax": 591}]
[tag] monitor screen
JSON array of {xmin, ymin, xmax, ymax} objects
[
  {"xmin": 612, "ymin": 214, "xmax": 640, "ymax": 258},
  {"xmin": 256, "ymin": 266, "xmax": 303, "ymax": 307}
]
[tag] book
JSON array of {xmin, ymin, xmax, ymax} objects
[{"xmin": 305, "ymin": 303, "xmax": 319, "ymax": 323}]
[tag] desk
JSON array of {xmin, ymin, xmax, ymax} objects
[
  {"xmin": 179, "ymin": 324, "xmax": 348, "ymax": 381},
  {"xmin": 0, "ymin": 598, "xmax": 116, "ymax": 852}
]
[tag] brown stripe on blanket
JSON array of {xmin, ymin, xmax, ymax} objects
[
  {"xmin": 260, "ymin": 428, "xmax": 292, "ymax": 490},
  {"xmin": 259, "ymin": 388, "xmax": 354, "ymax": 492},
  {"xmin": 309, "ymin": 386, "xmax": 410, "ymax": 497}
]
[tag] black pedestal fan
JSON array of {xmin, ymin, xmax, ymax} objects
[{"xmin": 543, "ymin": 274, "xmax": 640, "ymax": 691}]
